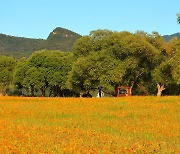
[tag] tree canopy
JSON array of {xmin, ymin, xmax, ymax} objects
[
  {"xmin": 70, "ymin": 30, "xmax": 170, "ymax": 95},
  {"xmin": 0, "ymin": 56, "xmax": 16, "ymax": 95},
  {"xmin": 13, "ymin": 50, "xmax": 74, "ymax": 96},
  {"xmin": 177, "ymin": 13, "xmax": 180, "ymax": 24},
  {"xmin": 0, "ymin": 29, "xmax": 179, "ymax": 96}
]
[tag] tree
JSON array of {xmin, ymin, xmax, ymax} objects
[
  {"xmin": 73, "ymin": 36, "xmax": 93, "ymax": 58},
  {"xmin": 135, "ymin": 31, "xmax": 176, "ymax": 95},
  {"xmin": 169, "ymin": 38, "xmax": 180, "ymax": 84},
  {"xmin": 151, "ymin": 62, "xmax": 173, "ymax": 96},
  {"xmin": 67, "ymin": 57, "xmax": 94, "ymax": 92},
  {"xmin": 45, "ymin": 52, "xmax": 74, "ymax": 97},
  {"xmin": 14, "ymin": 50, "xmax": 74, "ymax": 97},
  {"xmin": 105, "ymin": 31, "xmax": 160, "ymax": 95},
  {"xmin": 73, "ymin": 29, "xmax": 113, "ymax": 58},
  {"xmin": 0, "ymin": 56, "xmax": 16, "ymax": 95},
  {"xmin": 68, "ymin": 52, "xmax": 123, "ymax": 95},
  {"xmin": 177, "ymin": 13, "xmax": 180, "ymax": 24},
  {"xmin": 170, "ymin": 52, "xmax": 180, "ymax": 84},
  {"xmin": 150, "ymin": 36, "xmax": 180, "ymax": 96},
  {"xmin": 156, "ymin": 83, "xmax": 165, "ymax": 97},
  {"xmin": 70, "ymin": 30, "xmax": 161, "ymax": 95},
  {"xmin": 13, "ymin": 58, "xmax": 28, "ymax": 95},
  {"xmin": 23, "ymin": 67, "xmax": 46, "ymax": 96}
]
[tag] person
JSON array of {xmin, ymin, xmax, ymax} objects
[
  {"xmin": 97, "ymin": 86, "xmax": 104, "ymax": 97},
  {"xmin": 82, "ymin": 90, "xmax": 92, "ymax": 98},
  {"xmin": 86, "ymin": 90, "xmax": 92, "ymax": 98},
  {"xmin": 97, "ymin": 91, "xmax": 104, "ymax": 97}
]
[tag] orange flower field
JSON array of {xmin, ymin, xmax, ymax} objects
[{"xmin": 0, "ymin": 96, "xmax": 179, "ymax": 153}]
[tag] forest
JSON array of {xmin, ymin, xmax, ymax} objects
[{"xmin": 0, "ymin": 30, "xmax": 179, "ymax": 97}]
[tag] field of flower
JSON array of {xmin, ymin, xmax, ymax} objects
[{"xmin": 0, "ymin": 96, "xmax": 179, "ymax": 153}]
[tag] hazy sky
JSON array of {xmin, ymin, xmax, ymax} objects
[{"xmin": 0, "ymin": 0, "xmax": 179, "ymax": 39}]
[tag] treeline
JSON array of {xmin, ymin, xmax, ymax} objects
[{"xmin": 0, "ymin": 30, "xmax": 179, "ymax": 97}]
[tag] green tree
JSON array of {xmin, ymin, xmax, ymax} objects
[
  {"xmin": 135, "ymin": 31, "xmax": 176, "ymax": 95},
  {"xmin": 23, "ymin": 67, "xmax": 46, "ymax": 96},
  {"xmin": 169, "ymin": 38, "xmax": 180, "ymax": 84},
  {"xmin": 151, "ymin": 62, "xmax": 173, "ymax": 96},
  {"xmin": 73, "ymin": 29, "xmax": 113, "ymax": 58},
  {"xmin": 151, "ymin": 37, "xmax": 180, "ymax": 96},
  {"xmin": 73, "ymin": 36, "xmax": 93, "ymax": 58},
  {"xmin": 44, "ymin": 51, "xmax": 74, "ymax": 97},
  {"xmin": 70, "ymin": 30, "xmax": 161, "ymax": 95},
  {"xmin": 68, "ymin": 52, "xmax": 122, "ymax": 95},
  {"xmin": 170, "ymin": 51, "xmax": 180, "ymax": 84},
  {"xmin": 15, "ymin": 50, "xmax": 74, "ymax": 97},
  {"xmin": 0, "ymin": 56, "xmax": 16, "ymax": 95},
  {"xmin": 177, "ymin": 13, "xmax": 180, "ymax": 24},
  {"xmin": 13, "ymin": 58, "xmax": 28, "ymax": 95}
]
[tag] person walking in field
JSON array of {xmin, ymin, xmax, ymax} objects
[{"xmin": 97, "ymin": 86, "xmax": 104, "ymax": 97}]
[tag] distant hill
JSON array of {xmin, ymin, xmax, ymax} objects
[
  {"xmin": 0, "ymin": 27, "xmax": 81, "ymax": 58},
  {"xmin": 162, "ymin": 33, "xmax": 180, "ymax": 42}
]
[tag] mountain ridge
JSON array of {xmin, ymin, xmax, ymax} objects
[
  {"xmin": 0, "ymin": 27, "xmax": 81, "ymax": 58},
  {"xmin": 162, "ymin": 32, "xmax": 180, "ymax": 42}
]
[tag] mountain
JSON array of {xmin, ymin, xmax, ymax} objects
[
  {"xmin": 46, "ymin": 27, "xmax": 81, "ymax": 51},
  {"xmin": 162, "ymin": 33, "xmax": 180, "ymax": 42},
  {"xmin": 0, "ymin": 27, "xmax": 81, "ymax": 58}
]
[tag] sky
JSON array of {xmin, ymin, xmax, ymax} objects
[{"xmin": 0, "ymin": 0, "xmax": 179, "ymax": 39}]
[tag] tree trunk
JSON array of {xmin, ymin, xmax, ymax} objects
[
  {"xmin": 30, "ymin": 86, "xmax": 35, "ymax": 97},
  {"xmin": 157, "ymin": 83, "xmax": 165, "ymax": 97},
  {"xmin": 54, "ymin": 85, "xmax": 61, "ymax": 97},
  {"xmin": 129, "ymin": 86, "xmax": 133, "ymax": 96},
  {"xmin": 49, "ymin": 87, "xmax": 52, "ymax": 97},
  {"xmin": 57, "ymin": 86, "xmax": 61, "ymax": 97},
  {"xmin": 41, "ymin": 86, "xmax": 46, "ymax": 97},
  {"xmin": 1, "ymin": 88, "xmax": 7, "ymax": 96}
]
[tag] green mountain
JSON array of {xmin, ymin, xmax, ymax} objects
[
  {"xmin": 162, "ymin": 33, "xmax": 180, "ymax": 42},
  {"xmin": 0, "ymin": 27, "xmax": 81, "ymax": 58},
  {"xmin": 46, "ymin": 27, "xmax": 81, "ymax": 51}
]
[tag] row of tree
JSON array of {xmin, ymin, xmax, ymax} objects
[{"xmin": 0, "ymin": 30, "xmax": 179, "ymax": 97}]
